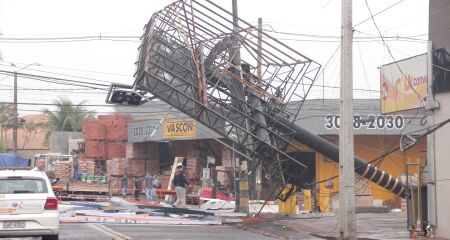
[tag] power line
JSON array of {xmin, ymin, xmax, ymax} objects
[
  {"xmin": 1, "ymin": 101, "xmax": 122, "ymax": 108},
  {"xmin": 16, "ymin": 108, "xmax": 176, "ymax": 115},
  {"xmin": 364, "ymin": 0, "xmax": 423, "ymax": 101},
  {"xmin": 307, "ymin": 116, "xmax": 450, "ymax": 188},
  {"xmin": 364, "ymin": 38, "xmax": 450, "ymax": 74},
  {"xmin": 0, "ymin": 35, "xmax": 140, "ymax": 43},
  {"xmin": 1, "ymin": 30, "xmax": 428, "ymax": 44},
  {"xmin": 0, "ymin": 70, "xmax": 110, "ymax": 90},
  {"xmin": 354, "ymin": 0, "xmax": 405, "ymax": 28},
  {"xmin": 0, "ymin": 35, "xmax": 140, "ymax": 40},
  {"xmin": 0, "ymin": 64, "xmax": 126, "ymax": 84},
  {"xmin": 310, "ymin": 84, "xmax": 379, "ymax": 92},
  {"xmin": 268, "ymin": 30, "xmax": 426, "ymax": 42},
  {"xmin": 0, "ymin": 39, "xmax": 140, "ymax": 44},
  {"xmin": 0, "ymin": 61, "xmax": 132, "ymax": 77},
  {"xmin": 0, "ymin": 88, "xmax": 104, "ymax": 91}
]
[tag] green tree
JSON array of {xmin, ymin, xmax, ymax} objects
[
  {"xmin": 43, "ymin": 98, "xmax": 95, "ymax": 135},
  {"xmin": 0, "ymin": 103, "xmax": 14, "ymax": 149},
  {"xmin": 0, "ymin": 103, "xmax": 13, "ymax": 124},
  {"xmin": 21, "ymin": 120, "xmax": 44, "ymax": 149},
  {"xmin": 0, "ymin": 141, "xmax": 5, "ymax": 153}
]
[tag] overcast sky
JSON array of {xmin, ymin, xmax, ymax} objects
[{"xmin": 0, "ymin": 0, "xmax": 429, "ymax": 117}]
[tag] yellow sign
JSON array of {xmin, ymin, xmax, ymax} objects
[
  {"xmin": 163, "ymin": 119, "xmax": 197, "ymax": 138},
  {"xmin": 380, "ymin": 54, "xmax": 428, "ymax": 114}
]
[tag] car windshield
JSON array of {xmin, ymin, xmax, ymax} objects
[{"xmin": 0, "ymin": 178, "xmax": 48, "ymax": 194}]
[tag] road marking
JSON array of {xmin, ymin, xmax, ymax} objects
[{"xmin": 88, "ymin": 223, "xmax": 134, "ymax": 240}]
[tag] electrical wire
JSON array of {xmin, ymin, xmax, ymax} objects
[
  {"xmin": 354, "ymin": 0, "xmax": 405, "ymax": 28},
  {"xmin": 306, "ymin": 116, "xmax": 450, "ymax": 188},
  {"xmin": 0, "ymin": 61, "xmax": 132, "ymax": 77},
  {"xmin": 0, "ymin": 70, "xmax": 109, "ymax": 87},
  {"xmin": 0, "ymin": 71, "xmax": 111, "ymax": 91},
  {"xmin": 364, "ymin": 0, "xmax": 423, "ymax": 101},
  {"xmin": 0, "ymin": 35, "xmax": 140, "ymax": 43}
]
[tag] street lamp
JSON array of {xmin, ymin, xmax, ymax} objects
[{"xmin": 11, "ymin": 62, "xmax": 40, "ymax": 153}]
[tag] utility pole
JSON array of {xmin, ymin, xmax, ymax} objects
[
  {"xmin": 339, "ymin": 0, "xmax": 356, "ymax": 239},
  {"xmin": 9, "ymin": 63, "xmax": 39, "ymax": 154},
  {"xmin": 256, "ymin": 17, "xmax": 263, "ymax": 200},
  {"xmin": 231, "ymin": 0, "xmax": 249, "ymax": 214},
  {"xmin": 13, "ymin": 71, "xmax": 18, "ymax": 153},
  {"xmin": 426, "ymin": 41, "xmax": 438, "ymax": 227},
  {"xmin": 257, "ymin": 18, "xmax": 262, "ymax": 79}
]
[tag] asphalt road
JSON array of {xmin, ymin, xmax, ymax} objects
[
  {"xmin": 0, "ymin": 223, "xmax": 266, "ymax": 240},
  {"xmin": 3, "ymin": 223, "xmax": 274, "ymax": 240}
]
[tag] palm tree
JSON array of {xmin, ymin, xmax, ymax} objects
[{"xmin": 43, "ymin": 98, "xmax": 95, "ymax": 136}]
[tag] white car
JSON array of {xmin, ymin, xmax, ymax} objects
[{"xmin": 0, "ymin": 169, "xmax": 59, "ymax": 240}]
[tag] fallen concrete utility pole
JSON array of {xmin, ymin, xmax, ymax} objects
[{"xmin": 271, "ymin": 115, "xmax": 406, "ymax": 198}]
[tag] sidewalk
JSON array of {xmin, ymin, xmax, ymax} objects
[{"xmin": 238, "ymin": 211, "xmax": 427, "ymax": 240}]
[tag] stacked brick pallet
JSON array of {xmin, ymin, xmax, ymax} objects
[
  {"xmin": 83, "ymin": 119, "xmax": 106, "ymax": 158},
  {"xmin": 54, "ymin": 161, "xmax": 73, "ymax": 180},
  {"xmin": 83, "ymin": 114, "xmax": 130, "ymax": 159},
  {"xmin": 171, "ymin": 141, "xmax": 202, "ymax": 180},
  {"xmin": 107, "ymin": 157, "xmax": 152, "ymax": 195},
  {"xmin": 106, "ymin": 158, "xmax": 149, "ymax": 177},
  {"xmin": 106, "ymin": 158, "xmax": 129, "ymax": 176},
  {"xmin": 160, "ymin": 174, "xmax": 171, "ymax": 190},
  {"xmin": 77, "ymin": 155, "xmax": 95, "ymax": 176},
  {"xmin": 82, "ymin": 114, "xmax": 131, "ymax": 195},
  {"xmin": 125, "ymin": 142, "xmax": 160, "ymax": 175},
  {"xmin": 107, "ymin": 157, "xmax": 131, "ymax": 195},
  {"xmin": 52, "ymin": 156, "xmax": 96, "ymax": 180}
]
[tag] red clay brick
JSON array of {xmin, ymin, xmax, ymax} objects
[{"xmin": 84, "ymin": 140, "xmax": 106, "ymax": 158}]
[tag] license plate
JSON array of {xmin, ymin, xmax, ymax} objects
[{"xmin": 3, "ymin": 221, "xmax": 25, "ymax": 229}]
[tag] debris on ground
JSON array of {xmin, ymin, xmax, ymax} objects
[{"xmin": 58, "ymin": 197, "xmax": 222, "ymax": 225}]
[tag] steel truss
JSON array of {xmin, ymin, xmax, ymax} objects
[{"xmin": 133, "ymin": 0, "xmax": 321, "ymax": 178}]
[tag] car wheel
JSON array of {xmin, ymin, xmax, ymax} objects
[{"xmin": 42, "ymin": 234, "xmax": 59, "ymax": 240}]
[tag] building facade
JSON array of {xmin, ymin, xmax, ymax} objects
[{"xmin": 429, "ymin": 1, "xmax": 450, "ymax": 237}]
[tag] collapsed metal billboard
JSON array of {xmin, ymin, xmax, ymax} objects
[{"xmin": 380, "ymin": 54, "xmax": 428, "ymax": 114}]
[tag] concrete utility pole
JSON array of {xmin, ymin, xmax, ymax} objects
[
  {"xmin": 231, "ymin": 0, "xmax": 249, "ymax": 214},
  {"xmin": 257, "ymin": 18, "xmax": 263, "ymax": 79},
  {"xmin": 13, "ymin": 71, "xmax": 18, "ymax": 153},
  {"xmin": 426, "ymin": 41, "xmax": 438, "ymax": 227},
  {"xmin": 255, "ymin": 17, "xmax": 263, "ymax": 200},
  {"xmin": 11, "ymin": 63, "xmax": 40, "ymax": 154},
  {"xmin": 339, "ymin": 0, "xmax": 356, "ymax": 239}
]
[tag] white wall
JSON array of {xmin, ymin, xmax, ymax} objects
[{"xmin": 434, "ymin": 93, "xmax": 450, "ymax": 238}]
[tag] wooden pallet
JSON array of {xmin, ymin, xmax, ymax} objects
[
  {"xmin": 62, "ymin": 194, "xmax": 111, "ymax": 202},
  {"xmin": 68, "ymin": 182, "xmax": 109, "ymax": 193}
]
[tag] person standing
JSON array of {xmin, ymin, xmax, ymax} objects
[
  {"xmin": 134, "ymin": 177, "xmax": 143, "ymax": 201},
  {"xmin": 72, "ymin": 156, "xmax": 79, "ymax": 181},
  {"xmin": 121, "ymin": 174, "xmax": 128, "ymax": 198},
  {"xmin": 173, "ymin": 163, "xmax": 189, "ymax": 208},
  {"xmin": 144, "ymin": 173, "xmax": 154, "ymax": 202},
  {"xmin": 32, "ymin": 159, "xmax": 46, "ymax": 172}
]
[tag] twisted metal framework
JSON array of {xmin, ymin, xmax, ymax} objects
[
  {"xmin": 134, "ymin": 0, "xmax": 321, "ymax": 170},
  {"xmin": 132, "ymin": 0, "xmax": 408, "ymax": 198}
]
